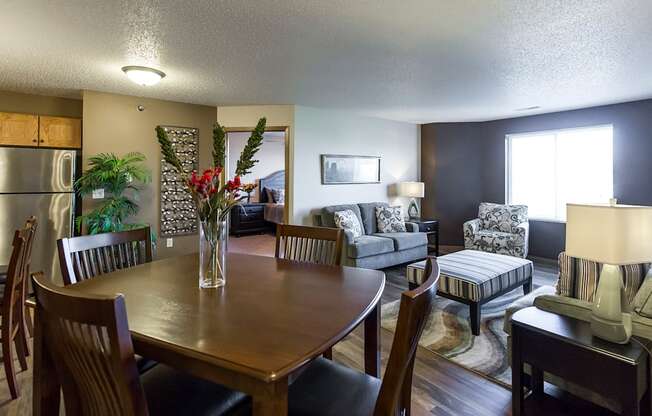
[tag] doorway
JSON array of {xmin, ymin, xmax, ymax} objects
[{"xmin": 225, "ymin": 127, "xmax": 290, "ymax": 239}]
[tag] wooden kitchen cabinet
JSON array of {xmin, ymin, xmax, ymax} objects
[
  {"xmin": 0, "ymin": 112, "xmax": 39, "ymax": 146},
  {"xmin": 39, "ymin": 116, "xmax": 82, "ymax": 148}
]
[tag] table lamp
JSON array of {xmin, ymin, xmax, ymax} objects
[
  {"xmin": 397, "ymin": 181, "xmax": 425, "ymax": 219},
  {"xmin": 566, "ymin": 202, "xmax": 652, "ymax": 344}
]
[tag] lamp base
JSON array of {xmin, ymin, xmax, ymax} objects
[
  {"xmin": 407, "ymin": 198, "xmax": 420, "ymax": 218},
  {"xmin": 590, "ymin": 312, "xmax": 632, "ymax": 344},
  {"xmin": 590, "ymin": 263, "xmax": 632, "ymax": 344}
]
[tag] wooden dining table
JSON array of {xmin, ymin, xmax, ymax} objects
[{"xmin": 33, "ymin": 252, "xmax": 386, "ymax": 415}]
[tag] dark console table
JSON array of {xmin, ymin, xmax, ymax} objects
[{"xmin": 511, "ymin": 307, "xmax": 649, "ymax": 416}]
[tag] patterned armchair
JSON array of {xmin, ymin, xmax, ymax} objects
[{"xmin": 463, "ymin": 202, "xmax": 529, "ymax": 258}]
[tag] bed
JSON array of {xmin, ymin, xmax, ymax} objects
[{"xmin": 259, "ymin": 170, "xmax": 285, "ymax": 224}]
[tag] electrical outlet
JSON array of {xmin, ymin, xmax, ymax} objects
[
  {"xmin": 166, "ymin": 238, "xmax": 174, "ymax": 248},
  {"xmin": 92, "ymin": 188, "xmax": 105, "ymax": 199}
]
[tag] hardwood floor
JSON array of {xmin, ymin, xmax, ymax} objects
[{"xmin": 0, "ymin": 234, "xmax": 596, "ymax": 415}]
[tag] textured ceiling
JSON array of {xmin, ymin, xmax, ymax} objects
[{"xmin": 1, "ymin": 0, "xmax": 651, "ymax": 123}]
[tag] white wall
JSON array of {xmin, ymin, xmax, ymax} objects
[
  {"xmin": 292, "ymin": 106, "xmax": 419, "ymax": 225},
  {"xmin": 228, "ymin": 132, "xmax": 285, "ymax": 201}
]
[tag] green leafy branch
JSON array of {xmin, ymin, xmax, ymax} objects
[{"xmin": 235, "ymin": 117, "xmax": 266, "ymax": 176}]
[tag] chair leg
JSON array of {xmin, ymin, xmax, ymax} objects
[
  {"xmin": 15, "ymin": 328, "xmax": 29, "ymax": 372},
  {"xmin": 25, "ymin": 305, "xmax": 34, "ymax": 338},
  {"xmin": 323, "ymin": 347, "xmax": 333, "ymax": 360},
  {"xmin": 470, "ymin": 303, "xmax": 481, "ymax": 336},
  {"xmin": 2, "ymin": 335, "xmax": 19, "ymax": 399}
]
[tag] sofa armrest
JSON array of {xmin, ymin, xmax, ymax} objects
[
  {"xmin": 342, "ymin": 229, "xmax": 355, "ymax": 245},
  {"xmin": 404, "ymin": 221, "xmax": 419, "ymax": 232},
  {"xmin": 514, "ymin": 221, "xmax": 529, "ymax": 239},
  {"xmin": 463, "ymin": 218, "xmax": 480, "ymax": 249},
  {"xmin": 503, "ymin": 285, "xmax": 556, "ymax": 335}
]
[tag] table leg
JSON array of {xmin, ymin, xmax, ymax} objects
[
  {"xmin": 33, "ymin": 306, "xmax": 60, "ymax": 416},
  {"xmin": 512, "ymin": 326, "xmax": 524, "ymax": 416},
  {"xmin": 531, "ymin": 366, "xmax": 544, "ymax": 397},
  {"xmin": 364, "ymin": 302, "xmax": 381, "ymax": 377},
  {"xmin": 252, "ymin": 378, "xmax": 288, "ymax": 416}
]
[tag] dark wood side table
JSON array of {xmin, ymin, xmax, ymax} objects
[
  {"xmin": 407, "ymin": 218, "xmax": 439, "ymax": 256},
  {"xmin": 511, "ymin": 307, "xmax": 650, "ymax": 416}
]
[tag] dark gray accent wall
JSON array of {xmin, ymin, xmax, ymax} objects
[{"xmin": 421, "ymin": 99, "xmax": 652, "ymax": 259}]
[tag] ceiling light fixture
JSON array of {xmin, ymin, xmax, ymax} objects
[{"xmin": 121, "ymin": 65, "xmax": 166, "ymax": 86}]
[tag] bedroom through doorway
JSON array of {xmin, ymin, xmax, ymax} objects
[{"xmin": 226, "ymin": 128, "xmax": 289, "ymax": 239}]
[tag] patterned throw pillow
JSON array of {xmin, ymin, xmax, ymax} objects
[
  {"xmin": 334, "ymin": 209, "xmax": 363, "ymax": 238},
  {"xmin": 556, "ymin": 252, "xmax": 649, "ymax": 304},
  {"xmin": 271, "ymin": 188, "xmax": 285, "ymax": 204},
  {"xmin": 375, "ymin": 206, "xmax": 406, "ymax": 233}
]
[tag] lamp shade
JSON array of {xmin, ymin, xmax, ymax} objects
[
  {"xmin": 566, "ymin": 203, "xmax": 652, "ymax": 265},
  {"xmin": 397, "ymin": 181, "xmax": 424, "ymax": 198}
]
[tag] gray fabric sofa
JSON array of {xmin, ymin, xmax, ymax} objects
[{"xmin": 320, "ymin": 202, "xmax": 427, "ymax": 269}]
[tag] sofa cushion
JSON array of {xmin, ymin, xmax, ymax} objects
[
  {"xmin": 478, "ymin": 202, "xmax": 528, "ymax": 233},
  {"xmin": 322, "ymin": 204, "xmax": 363, "ymax": 229},
  {"xmin": 358, "ymin": 202, "xmax": 389, "ymax": 235},
  {"xmin": 556, "ymin": 251, "xmax": 649, "ymax": 304},
  {"xmin": 334, "ymin": 209, "xmax": 363, "ymax": 238},
  {"xmin": 372, "ymin": 232, "xmax": 426, "ymax": 251},
  {"xmin": 347, "ymin": 236, "xmax": 395, "ymax": 259}
]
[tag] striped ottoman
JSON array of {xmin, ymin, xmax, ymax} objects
[{"xmin": 406, "ymin": 250, "xmax": 533, "ymax": 335}]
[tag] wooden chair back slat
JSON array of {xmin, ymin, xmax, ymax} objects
[
  {"xmin": 31, "ymin": 272, "xmax": 148, "ymax": 416},
  {"xmin": 58, "ymin": 227, "xmax": 152, "ymax": 285},
  {"xmin": 374, "ymin": 257, "xmax": 440, "ymax": 416},
  {"xmin": 275, "ymin": 224, "xmax": 343, "ymax": 266}
]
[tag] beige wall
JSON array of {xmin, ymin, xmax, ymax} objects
[
  {"xmin": 217, "ymin": 105, "xmax": 295, "ymax": 223},
  {"xmin": 0, "ymin": 90, "xmax": 82, "ymax": 117},
  {"xmin": 83, "ymin": 90, "xmax": 216, "ymax": 259}
]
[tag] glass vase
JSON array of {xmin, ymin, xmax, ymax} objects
[{"xmin": 199, "ymin": 219, "xmax": 227, "ymax": 288}]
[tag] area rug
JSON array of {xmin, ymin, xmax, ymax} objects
[{"xmin": 380, "ymin": 263, "xmax": 556, "ymax": 388}]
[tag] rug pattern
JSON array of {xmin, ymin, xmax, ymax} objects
[{"xmin": 381, "ymin": 261, "xmax": 556, "ymax": 388}]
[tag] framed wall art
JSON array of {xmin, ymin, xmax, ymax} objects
[{"xmin": 321, "ymin": 154, "xmax": 381, "ymax": 184}]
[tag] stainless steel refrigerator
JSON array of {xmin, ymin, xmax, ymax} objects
[{"xmin": 0, "ymin": 147, "xmax": 76, "ymax": 283}]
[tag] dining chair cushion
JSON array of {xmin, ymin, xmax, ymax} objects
[
  {"xmin": 288, "ymin": 357, "xmax": 381, "ymax": 416},
  {"xmin": 141, "ymin": 364, "xmax": 251, "ymax": 415}
]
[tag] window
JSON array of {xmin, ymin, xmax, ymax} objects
[{"xmin": 506, "ymin": 125, "xmax": 613, "ymax": 222}]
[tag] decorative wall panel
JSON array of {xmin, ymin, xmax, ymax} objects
[{"xmin": 160, "ymin": 126, "xmax": 198, "ymax": 237}]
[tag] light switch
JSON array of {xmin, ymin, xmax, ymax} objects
[
  {"xmin": 92, "ymin": 188, "xmax": 105, "ymax": 199},
  {"xmin": 166, "ymin": 238, "xmax": 174, "ymax": 248}
]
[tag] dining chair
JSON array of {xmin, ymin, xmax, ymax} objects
[
  {"xmin": 31, "ymin": 272, "xmax": 251, "ymax": 416},
  {"xmin": 57, "ymin": 227, "xmax": 157, "ymax": 374},
  {"xmin": 275, "ymin": 224, "xmax": 344, "ymax": 266},
  {"xmin": 21, "ymin": 216, "xmax": 37, "ymax": 340},
  {"xmin": 287, "ymin": 256, "xmax": 440, "ymax": 416},
  {"xmin": 2, "ymin": 224, "xmax": 32, "ymax": 399},
  {"xmin": 57, "ymin": 226, "xmax": 153, "ymax": 285},
  {"xmin": 275, "ymin": 224, "xmax": 344, "ymax": 360}
]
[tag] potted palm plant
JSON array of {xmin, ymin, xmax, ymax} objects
[{"xmin": 75, "ymin": 152, "xmax": 152, "ymax": 236}]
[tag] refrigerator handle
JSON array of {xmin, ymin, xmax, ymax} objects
[{"xmin": 62, "ymin": 152, "xmax": 74, "ymax": 190}]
